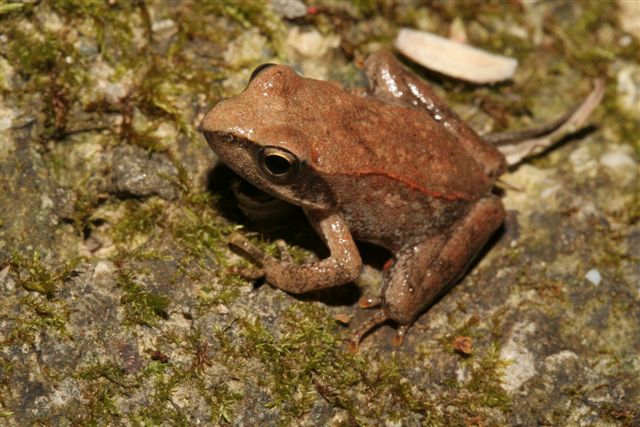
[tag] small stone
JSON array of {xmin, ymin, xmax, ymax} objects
[
  {"xmin": 271, "ymin": 0, "xmax": 307, "ymax": 20},
  {"xmin": 600, "ymin": 150, "xmax": 636, "ymax": 170},
  {"xmin": 0, "ymin": 265, "xmax": 14, "ymax": 292},
  {"xmin": 0, "ymin": 105, "xmax": 17, "ymax": 133},
  {"xmin": 448, "ymin": 17, "xmax": 467, "ymax": 43},
  {"xmin": 86, "ymin": 60, "xmax": 135, "ymax": 105},
  {"xmin": 585, "ymin": 268, "xmax": 602, "ymax": 286},
  {"xmin": 599, "ymin": 145, "xmax": 639, "ymax": 185},
  {"xmin": 500, "ymin": 321, "xmax": 537, "ymax": 393},
  {"xmin": 84, "ymin": 236, "xmax": 102, "ymax": 253},
  {"xmin": 151, "ymin": 18, "xmax": 176, "ymax": 33},
  {"xmin": 93, "ymin": 261, "xmax": 115, "ymax": 279}
]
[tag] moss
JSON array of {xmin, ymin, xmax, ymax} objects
[
  {"xmin": 197, "ymin": 274, "xmax": 243, "ymax": 309},
  {"xmin": 1, "ymin": 0, "xmax": 637, "ymax": 424},
  {"xmin": 3, "ymin": 20, "xmax": 90, "ymax": 138},
  {"xmin": 168, "ymin": 191, "xmax": 239, "ymax": 267},
  {"xmin": 112, "ymin": 199, "xmax": 165, "ymax": 244},
  {"xmin": 50, "ymin": 0, "xmax": 137, "ymax": 64},
  {"xmin": 116, "ymin": 271, "xmax": 170, "ymax": 327},
  {"xmin": 0, "ymin": 1, "xmax": 27, "ymax": 16},
  {"xmin": 9, "ymin": 252, "xmax": 80, "ymax": 298},
  {"xmin": 133, "ymin": 373, "xmax": 190, "ymax": 426},
  {"xmin": 464, "ymin": 343, "xmax": 511, "ymax": 411},
  {"xmin": 2, "ymin": 295, "xmax": 72, "ymax": 345},
  {"xmin": 348, "ymin": 0, "xmax": 383, "ymax": 18},
  {"xmin": 240, "ymin": 303, "xmax": 358, "ymax": 422},
  {"xmin": 8, "ymin": 31, "xmax": 62, "ymax": 77},
  {"xmin": 200, "ymin": 0, "xmax": 284, "ymax": 46},
  {"xmin": 135, "ymin": 67, "xmax": 199, "ymax": 148},
  {"xmin": 365, "ymin": 354, "xmax": 443, "ymax": 423},
  {"xmin": 601, "ymin": 86, "xmax": 640, "ymax": 154},
  {"xmin": 75, "ymin": 362, "xmax": 128, "ymax": 424}
]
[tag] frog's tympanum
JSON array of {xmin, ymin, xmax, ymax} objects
[{"xmin": 200, "ymin": 51, "xmax": 545, "ymax": 350}]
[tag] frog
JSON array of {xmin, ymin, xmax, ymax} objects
[{"xmin": 198, "ymin": 50, "xmax": 589, "ymax": 351}]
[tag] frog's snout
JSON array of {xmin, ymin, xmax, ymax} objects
[{"xmin": 200, "ymin": 100, "xmax": 225, "ymax": 131}]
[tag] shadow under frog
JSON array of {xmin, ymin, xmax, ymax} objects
[{"xmin": 200, "ymin": 51, "xmax": 602, "ymax": 351}]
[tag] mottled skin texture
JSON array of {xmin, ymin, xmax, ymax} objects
[{"xmin": 200, "ymin": 51, "xmax": 506, "ymax": 349}]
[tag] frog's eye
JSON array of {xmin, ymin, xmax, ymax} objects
[
  {"xmin": 260, "ymin": 146, "xmax": 299, "ymax": 180},
  {"xmin": 249, "ymin": 63, "xmax": 276, "ymax": 82}
]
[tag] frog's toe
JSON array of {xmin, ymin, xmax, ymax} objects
[
  {"xmin": 348, "ymin": 309, "xmax": 389, "ymax": 351},
  {"xmin": 228, "ymin": 232, "xmax": 267, "ymax": 265},
  {"xmin": 391, "ymin": 324, "xmax": 411, "ymax": 347},
  {"xmin": 275, "ymin": 239, "xmax": 293, "ymax": 263},
  {"xmin": 358, "ymin": 295, "xmax": 381, "ymax": 308},
  {"xmin": 347, "ymin": 340, "xmax": 359, "ymax": 354},
  {"xmin": 227, "ymin": 264, "xmax": 265, "ymax": 280}
]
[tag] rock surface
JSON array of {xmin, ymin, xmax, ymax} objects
[{"xmin": 1, "ymin": 1, "xmax": 638, "ymax": 426}]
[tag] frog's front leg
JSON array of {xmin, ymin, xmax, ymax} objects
[
  {"xmin": 231, "ymin": 209, "xmax": 362, "ymax": 294},
  {"xmin": 350, "ymin": 195, "xmax": 505, "ymax": 350}
]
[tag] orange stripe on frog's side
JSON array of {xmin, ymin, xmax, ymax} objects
[{"xmin": 338, "ymin": 169, "xmax": 475, "ymax": 202}]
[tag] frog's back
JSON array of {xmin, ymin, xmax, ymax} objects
[{"xmin": 307, "ymin": 89, "xmax": 494, "ymax": 202}]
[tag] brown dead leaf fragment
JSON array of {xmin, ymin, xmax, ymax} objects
[
  {"xmin": 453, "ymin": 336, "xmax": 473, "ymax": 355},
  {"xmin": 464, "ymin": 414, "xmax": 485, "ymax": 427},
  {"xmin": 334, "ymin": 313, "xmax": 351, "ymax": 324}
]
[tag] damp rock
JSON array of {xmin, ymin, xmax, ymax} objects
[{"xmin": 110, "ymin": 145, "xmax": 179, "ymax": 200}]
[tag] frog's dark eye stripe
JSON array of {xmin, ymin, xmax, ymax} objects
[
  {"xmin": 249, "ymin": 63, "xmax": 276, "ymax": 82},
  {"xmin": 260, "ymin": 146, "xmax": 299, "ymax": 180}
]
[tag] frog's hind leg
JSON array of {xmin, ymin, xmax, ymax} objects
[
  {"xmin": 364, "ymin": 51, "xmax": 506, "ymax": 178},
  {"xmin": 381, "ymin": 195, "xmax": 506, "ymax": 346}
]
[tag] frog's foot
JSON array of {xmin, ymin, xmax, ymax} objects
[
  {"xmin": 347, "ymin": 310, "xmax": 388, "ymax": 353},
  {"xmin": 358, "ymin": 295, "xmax": 381, "ymax": 308},
  {"xmin": 391, "ymin": 323, "xmax": 412, "ymax": 347},
  {"xmin": 229, "ymin": 234, "xmax": 300, "ymax": 280}
]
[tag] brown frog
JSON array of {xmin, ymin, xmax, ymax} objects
[{"xmin": 199, "ymin": 51, "xmax": 599, "ymax": 351}]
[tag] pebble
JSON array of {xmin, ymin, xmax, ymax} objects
[
  {"xmin": 271, "ymin": 0, "xmax": 307, "ymax": 19},
  {"xmin": 585, "ymin": 268, "xmax": 602, "ymax": 286},
  {"xmin": 600, "ymin": 151, "xmax": 636, "ymax": 169}
]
